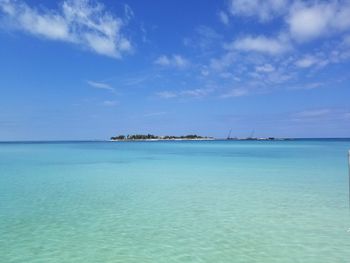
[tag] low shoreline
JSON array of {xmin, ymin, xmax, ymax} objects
[
  {"xmin": 110, "ymin": 138, "xmax": 216, "ymax": 142},
  {"xmin": 109, "ymin": 138, "xmax": 291, "ymax": 142}
]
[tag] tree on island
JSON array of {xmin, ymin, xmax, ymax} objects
[{"xmin": 110, "ymin": 135, "xmax": 125, "ymax": 140}]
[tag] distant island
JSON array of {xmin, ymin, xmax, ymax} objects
[
  {"xmin": 110, "ymin": 134, "xmax": 214, "ymax": 141},
  {"xmin": 110, "ymin": 133, "xmax": 290, "ymax": 141}
]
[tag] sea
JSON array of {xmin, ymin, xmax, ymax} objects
[{"xmin": 0, "ymin": 139, "xmax": 350, "ymax": 262}]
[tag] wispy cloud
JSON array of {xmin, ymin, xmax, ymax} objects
[
  {"xmin": 143, "ymin": 111, "xmax": 167, "ymax": 117},
  {"xmin": 180, "ymin": 88, "xmax": 212, "ymax": 98},
  {"xmin": 210, "ymin": 52, "xmax": 236, "ymax": 71},
  {"xmin": 295, "ymin": 55, "xmax": 321, "ymax": 68},
  {"xmin": 87, "ymin": 80, "xmax": 115, "ymax": 92},
  {"xmin": 344, "ymin": 34, "xmax": 350, "ymax": 46},
  {"xmin": 226, "ymin": 35, "xmax": 291, "ymax": 55},
  {"xmin": 183, "ymin": 26, "xmax": 223, "ymax": 53},
  {"xmin": 218, "ymin": 10, "xmax": 229, "ymax": 25},
  {"xmin": 154, "ymin": 54, "xmax": 189, "ymax": 68},
  {"xmin": 155, "ymin": 91, "xmax": 177, "ymax": 99},
  {"xmin": 102, "ymin": 100, "xmax": 118, "ymax": 106},
  {"xmin": 156, "ymin": 88, "xmax": 213, "ymax": 99},
  {"xmin": 295, "ymin": 54, "xmax": 335, "ymax": 68},
  {"xmin": 291, "ymin": 108, "xmax": 350, "ymax": 123},
  {"xmin": 294, "ymin": 109, "xmax": 331, "ymax": 118},
  {"xmin": 0, "ymin": 0, "xmax": 133, "ymax": 58},
  {"xmin": 288, "ymin": 82, "xmax": 324, "ymax": 90},
  {"xmin": 255, "ymin": 64, "xmax": 275, "ymax": 72},
  {"xmin": 220, "ymin": 88, "xmax": 248, "ymax": 98},
  {"xmin": 228, "ymin": 0, "xmax": 289, "ymax": 22},
  {"xmin": 123, "ymin": 4, "xmax": 134, "ymax": 23}
]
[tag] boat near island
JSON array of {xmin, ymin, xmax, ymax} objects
[
  {"xmin": 226, "ymin": 129, "xmax": 288, "ymax": 141},
  {"xmin": 226, "ymin": 137, "xmax": 287, "ymax": 141}
]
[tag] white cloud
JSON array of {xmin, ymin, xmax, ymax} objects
[
  {"xmin": 344, "ymin": 35, "xmax": 350, "ymax": 46},
  {"xmin": 294, "ymin": 52, "xmax": 333, "ymax": 68},
  {"xmin": 220, "ymin": 88, "xmax": 248, "ymax": 98},
  {"xmin": 143, "ymin": 111, "xmax": 167, "ymax": 117},
  {"xmin": 287, "ymin": 3, "xmax": 334, "ymax": 42},
  {"xmin": 228, "ymin": 0, "xmax": 288, "ymax": 22},
  {"xmin": 180, "ymin": 88, "xmax": 212, "ymax": 98},
  {"xmin": 102, "ymin": 100, "xmax": 118, "ymax": 106},
  {"xmin": 200, "ymin": 68, "xmax": 210, "ymax": 76},
  {"xmin": 184, "ymin": 26, "xmax": 223, "ymax": 51},
  {"xmin": 218, "ymin": 10, "xmax": 229, "ymax": 25},
  {"xmin": 227, "ymin": 1, "xmax": 350, "ymax": 43},
  {"xmin": 154, "ymin": 54, "xmax": 189, "ymax": 68},
  {"xmin": 219, "ymin": 72, "xmax": 241, "ymax": 81},
  {"xmin": 291, "ymin": 108, "xmax": 350, "ymax": 124},
  {"xmin": 295, "ymin": 55, "xmax": 320, "ymax": 68},
  {"xmin": 195, "ymin": 26, "xmax": 222, "ymax": 50},
  {"xmin": 294, "ymin": 109, "xmax": 331, "ymax": 118},
  {"xmin": 87, "ymin": 80, "xmax": 115, "ymax": 92},
  {"xmin": 227, "ymin": 35, "xmax": 291, "ymax": 55},
  {"xmin": 334, "ymin": 4, "xmax": 350, "ymax": 31},
  {"xmin": 155, "ymin": 91, "xmax": 177, "ymax": 99},
  {"xmin": 154, "ymin": 55, "xmax": 170, "ymax": 66},
  {"xmin": 288, "ymin": 1, "xmax": 350, "ymax": 42},
  {"xmin": 210, "ymin": 52, "xmax": 236, "ymax": 71},
  {"xmin": 289, "ymin": 82, "xmax": 324, "ymax": 90},
  {"xmin": 0, "ymin": 0, "xmax": 132, "ymax": 58},
  {"xmin": 266, "ymin": 71, "xmax": 293, "ymax": 84},
  {"xmin": 123, "ymin": 4, "xmax": 134, "ymax": 23},
  {"xmin": 156, "ymin": 88, "xmax": 212, "ymax": 99},
  {"xmin": 256, "ymin": 64, "xmax": 275, "ymax": 72},
  {"xmin": 173, "ymin": 55, "xmax": 189, "ymax": 68}
]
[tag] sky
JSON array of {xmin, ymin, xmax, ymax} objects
[{"xmin": 0, "ymin": 0, "xmax": 350, "ymax": 140}]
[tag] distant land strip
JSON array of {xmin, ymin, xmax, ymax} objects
[
  {"xmin": 110, "ymin": 134, "xmax": 213, "ymax": 141},
  {"xmin": 110, "ymin": 134, "xmax": 291, "ymax": 141}
]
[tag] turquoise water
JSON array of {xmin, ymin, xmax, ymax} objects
[{"xmin": 0, "ymin": 140, "xmax": 350, "ymax": 262}]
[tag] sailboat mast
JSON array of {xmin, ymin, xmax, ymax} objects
[
  {"xmin": 249, "ymin": 129, "xmax": 255, "ymax": 139},
  {"xmin": 227, "ymin": 129, "xmax": 232, "ymax": 140}
]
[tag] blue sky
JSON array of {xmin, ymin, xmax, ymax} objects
[{"xmin": 0, "ymin": 0, "xmax": 350, "ymax": 140}]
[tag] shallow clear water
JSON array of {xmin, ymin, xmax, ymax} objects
[{"xmin": 0, "ymin": 140, "xmax": 350, "ymax": 262}]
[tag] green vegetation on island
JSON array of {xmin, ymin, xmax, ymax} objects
[{"xmin": 110, "ymin": 134, "xmax": 213, "ymax": 141}]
